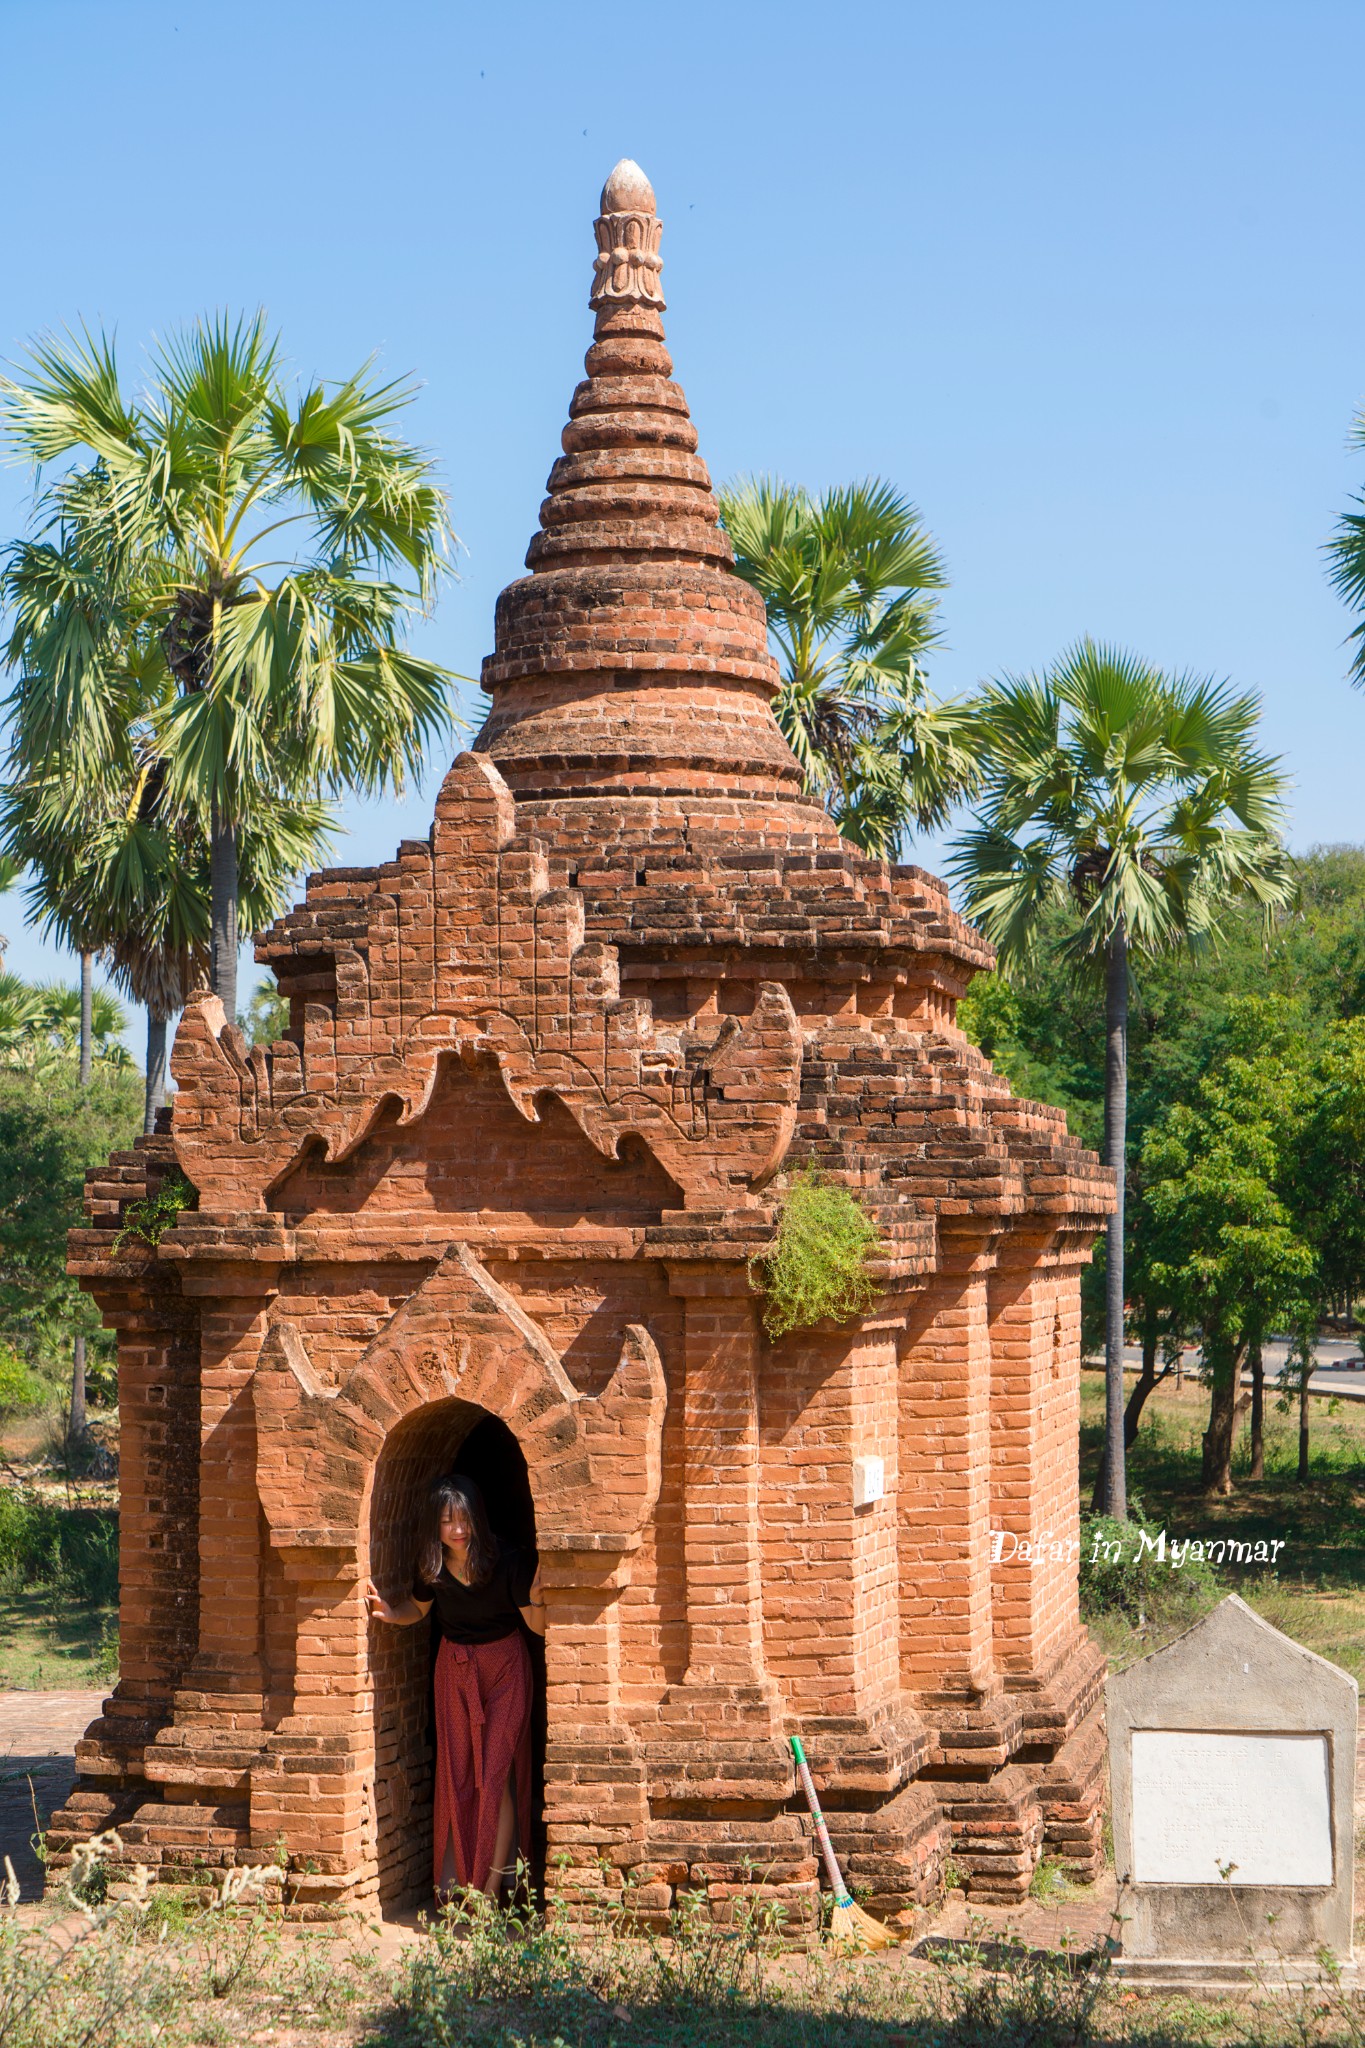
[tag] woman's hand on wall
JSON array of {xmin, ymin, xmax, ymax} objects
[
  {"xmin": 520, "ymin": 1564, "xmax": 547, "ymax": 1638},
  {"xmin": 364, "ymin": 1580, "xmax": 397, "ymax": 1623},
  {"xmin": 365, "ymin": 1580, "xmax": 430, "ymax": 1626}
]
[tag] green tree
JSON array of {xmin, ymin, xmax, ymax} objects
[
  {"xmin": 1292, "ymin": 1017, "xmax": 1365, "ymax": 1326},
  {"xmin": 0, "ymin": 1063, "xmax": 141, "ymax": 1383},
  {"xmin": 719, "ymin": 476, "xmax": 976, "ymax": 854},
  {"xmin": 1142, "ymin": 1005, "xmax": 1317, "ymax": 1493},
  {"xmin": 950, "ymin": 640, "xmax": 1291, "ymax": 1517},
  {"xmin": 0, "ymin": 314, "xmax": 457, "ymax": 1020}
]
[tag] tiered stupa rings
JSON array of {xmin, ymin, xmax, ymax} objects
[{"xmin": 477, "ymin": 161, "xmax": 806, "ymax": 804}]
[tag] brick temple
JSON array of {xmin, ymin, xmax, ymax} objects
[{"xmin": 52, "ymin": 161, "xmax": 1114, "ymax": 1922}]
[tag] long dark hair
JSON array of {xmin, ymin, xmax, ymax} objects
[{"xmin": 415, "ymin": 1474, "xmax": 497, "ymax": 1587}]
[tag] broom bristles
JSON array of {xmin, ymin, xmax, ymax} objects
[{"xmin": 830, "ymin": 1895, "xmax": 898, "ymax": 1952}]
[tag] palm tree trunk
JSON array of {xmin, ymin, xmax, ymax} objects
[
  {"xmin": 1099, "ymin": 920, "xmax": 1128, "ymax": 1519},
  {"xmin": 145, "ymin": 1010, "xmax": 169, "ymax": 1135},
  {"xmin": 79, "ymin": 948, "xmax": 93, "ymax": 1089},
  {"xmin": 210, "ymin": 804, "xmax": 239, "ymax": 1025},
  {"xmin": 1249, "ymin": 1336, "xmax": 1265, "ymax": 1481},
  {"xmin": 70, "ymin": 1332, "xmax": 87, "ymax": 1446}
]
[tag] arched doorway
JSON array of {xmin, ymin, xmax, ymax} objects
[{"xmin": 369, "ymin": 1397, "xmax": 543, "ymax": 1910}]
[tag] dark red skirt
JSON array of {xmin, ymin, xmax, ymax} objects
[{"xmin": 432, "ymin": 1631, "xmax": 532, "ymax": 1895}]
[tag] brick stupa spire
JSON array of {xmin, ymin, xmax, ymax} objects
[{"xmin": 476, "ymin": 160, "xmax": 807, "ymax": 811}]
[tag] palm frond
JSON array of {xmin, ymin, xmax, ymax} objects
[
  {"xmin": 0, "ymin": 326, "xmax": 143, "ymax": 468},
  {"xmin": 951, "ymin": 640, "xmax": 1292, "ymax": 973},
  {"xmin": 721, "ymin": 472, "xmax": 950, "ymax": 852}
]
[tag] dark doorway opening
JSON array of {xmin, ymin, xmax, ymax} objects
[{"xmin": 454, "ymin": 1415, "xmax": 547, "ymax": 1896}]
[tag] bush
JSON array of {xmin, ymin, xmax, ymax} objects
[
  {"xmin": 0, "ymin": 1343, "xmax": 42, "ymax": 1415},
  {"xmin": 749, "ymin": 1169, "xmax": 880, "ymax": 1339},
  {"xmin": 1078, "ymin": 1509, "xmax": 1220, "ymax": 1627},
  {"xmin": 0, "ymin": 1489, "xmax": 118, "ymax": 1603}
]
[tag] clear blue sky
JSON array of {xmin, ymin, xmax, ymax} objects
[{"xmin": 2, "ymin": 0, "xmax": 1363, "ymax": 1029}]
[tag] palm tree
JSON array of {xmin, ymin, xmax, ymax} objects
[
  {"xmin": 32, "ymin": 980, "xmax": 127, "ymax": 1066},
  {"xmin": 0, "ymin": 314, "xmax": 457, "ymax": 1020},
  {"xmin": 1326, "ymin": 406, "xmax": 1365, "ymax": 685},
  {"xmin": 948, "ymin": 640, "xmax": 1291, "ymax": 1518},
  {"xmin": 719, "ymin": 477, "xmax": 976, "ymax": 856},
  {"xmin": 101, "ymin": 793, "xmax": 327, "ymax": 1131},
  {"xmin": 0, "ymin": 788, "xmax": 117, "ymax": 1088},
  {"xmin": 0, "ymin": 766, "xmax": 328, "ymax": 1131},
  {"xmin": 0, "ymin": 972, "xmax": 43, "ymax": 1064},
  {"xmin": 0, "ymin": 966, "xmax": 125, "ymax": 1073}
]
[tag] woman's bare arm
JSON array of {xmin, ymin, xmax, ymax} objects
[
  {"xmin": 365, "ymin": 1579, "xmax": 432, "ymax": 1626},
  {"xmin": 518, "ymin": 1564, "xmax": 546, "ymax": 1639}
]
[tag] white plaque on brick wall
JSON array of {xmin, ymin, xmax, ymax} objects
[{"xmin": 1131, "ymin": 1729, "xmax": 1333, "ymax": 1886}]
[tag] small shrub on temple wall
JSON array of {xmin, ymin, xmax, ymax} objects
[
  {"xmin": 112, "ymin": 1174, "xmax": 196, "ymax": 1252},
  {"xmin": 749, "ymin": 1169, "xmax": 881, "ymax": 1338}
]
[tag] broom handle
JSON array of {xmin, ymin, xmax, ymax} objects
[{"xmin": 790, "ymin": 1736, "xmax": 853, "ymax": 1905}]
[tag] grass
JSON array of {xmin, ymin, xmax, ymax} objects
[
  {"xmin": 1079, "ymin": 1373, "xmax": 1365, "ymax": 1677},
  {"xmin": 0, "ymin": 1482, "xmax": 119, "ymax": 1688},
  {"xmin": 8, "ymin": 1847, "xmax": 1365, "ymax": 2048},
  {"xmin": 0, "ymin": 1575, "xmax": 117, "ymax": 1688}
]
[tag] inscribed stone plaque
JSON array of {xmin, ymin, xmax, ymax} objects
[{"xmin": 1131, "ymin": 1729, "xmax": 1333, "ymax": 1887}]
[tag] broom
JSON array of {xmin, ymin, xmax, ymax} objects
[{"xmin": 790, "ymin": 1735, "xmax": 898, "ymax": 1952}]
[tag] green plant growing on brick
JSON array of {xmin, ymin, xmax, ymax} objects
[
  {"xmin": 749, "ymin": 1169, "xmax": 880, "ymax": 1338},
  {"xmin": 112, "ymin": 1175, "xmax": 195, "ymax": 1252}
]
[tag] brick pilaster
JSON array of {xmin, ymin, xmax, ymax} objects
[{"xmin": 897, "ymin": 1254, "xmax": 996, "ymax": 1695}]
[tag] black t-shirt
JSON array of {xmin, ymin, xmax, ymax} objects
[{"xmin": 413, "ymin": 1545, "xmax": 537, "ymax": 1645}]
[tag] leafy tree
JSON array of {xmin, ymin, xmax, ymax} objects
[
  {"xmin": 1291, "ymin": 1017, "xmax": 1365, "ymax": 1324},
  {"xmin": 0, "ymin": 1343, "xmax": 41, "ymax": 1415},
  {"xmin": 1141, "ymin": 1003, "xmax": 1317, "ymax": 1494},
  {"xmin": 719, "ymin": 476, "xmax": 976, "ymax": 854},
  {"xmin": 0, "ymin": 1063, "xmax": 141, "ymax": 1385},
  {"xmin": 0, "ymin": 314, "xmax": 457, "ymax": 1020},
  {"xmin": 950, "ymin": 640, "xmax": 1291, "ymax": 1516}
]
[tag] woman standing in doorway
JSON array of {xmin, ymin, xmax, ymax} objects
[{"xmin": 366, "ymin": 1475, "xmax": 544, "ymax": 1900}]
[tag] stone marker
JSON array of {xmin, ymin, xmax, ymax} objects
[{"xmin": 1108, "ymin": 1595, "xmax": 1357, "ymax": 1986}]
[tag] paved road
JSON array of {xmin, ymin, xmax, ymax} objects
[
  {"xmin": 1110, "ymin": 1338, "xmax": 1365, "ymax": 1401},
  {"xmin": 0, "ymin": 1689, "xmax": 104, "ymax": 1899}
]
